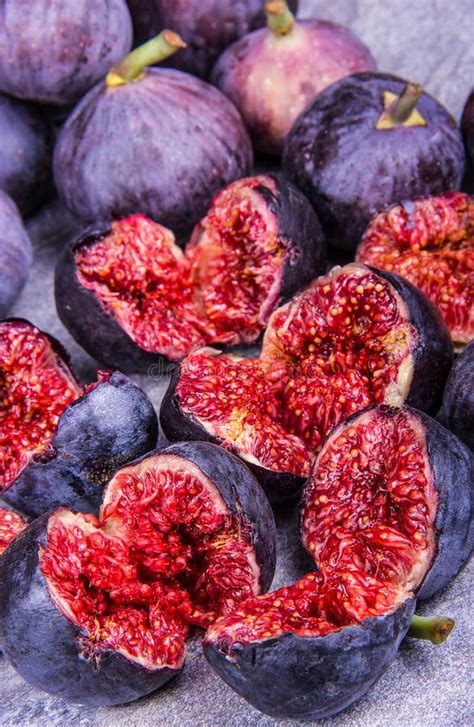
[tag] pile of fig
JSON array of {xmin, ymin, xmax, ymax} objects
[{"xmin": 0, "ymin": 0, "xmax": 472, "ymax": 722}]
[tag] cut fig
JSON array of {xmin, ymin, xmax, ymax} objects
[
  {"xmin": 438, "ymin": 340, "xmax": 474, "ymax": 450},
  {"xmin": 0, "ymin": 442, "xmax": 276, "ymax": 705},
  {"xmin": 55, "ymin": 175, "xmax": 326, "ymax": 372},
  {"xmin": 0, "ymin": 507, "xmax": 27, "ymax": 556},
  {"xmin": 282, "ymin": 72, "xmax": 466, "ymax": 253},
  {"xmin": 356, "ymin": 191, "xmax": 473, "ymax": 347},
  {"xmin": 204, "ymin": 406, "xmax": 473, "ymax": 720},
  {"xmin": 0, "ymin": 319, "xmax": 158, "ymax": 517},
  {"xmin": 161, "ymin": 263, "xmax": 453, "ymax": 502}
]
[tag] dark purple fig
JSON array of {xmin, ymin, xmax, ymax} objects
[
  {"xmin": 283, "ymin": 72, "xmax": 466, "ymax": 253},
  {"xmin": 55, "ymin": 174, "xmax": 326, "ymax": 372},
  {"xmin": 0, "ymin": 319, "xmax": 158, "ymax": 517},
  {"xmin": 438, "ymin": 340, "xmax": 474, "ymax": 450},
  {"xmin": 0, "ymin": 442, "xmax": 276, "ymax": 705},
  {"xmin": 160, "ymin": 263, "xmax": 454, "ymax": 504},
  {"xmin": 0, "ymin": 192, "xmax": 33, "ymax": 316},
  {"xmin": 211, "ymin": 1, "xmax": 375, "ymax": 155},
  {"xmin": 127, "ymin": 0, "xmax": 298, "ymax": 79},
  {"xmin": 0, "ymin": 93, "xmax": 54, "ymax": 216},
  {"xmin": 53, "ymin": 31, "xmax": 253, "ymax": 241},
  {"xmin": 461, "ymin": 90, "xmax": 474, "ymax": 168},
  {"xmin": 204, "ymin": 405, "xmax": 472, "ymax": 720},
  {"xmin": 0, "ymin": 0, "xmax": 132, "ymax": 107}
]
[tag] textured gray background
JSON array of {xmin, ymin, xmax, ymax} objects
[{"xmin": 1, "ymin": 0, "xmax": 473, "ymax": 725}]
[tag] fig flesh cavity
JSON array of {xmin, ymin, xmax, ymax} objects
[
  {"xmin": 204, "ymin": 406, "xmax": 473, "ymax": 719},
  {"xmin": 161, "ymin": 263, "xmax": 453, "ymax": 502},
  {"xmin": 55, "ymin": 175, "xmax": 326, "ymax": 372},
  {"xmin": 211, "ymin": 3, "xmax": 375, "ymax": 155},
  {"xmin": 0, "ymin": 507, "xmax": 26, "ymax": 556},
  {"xmin": 356, "ymin": 191, "xmax": 474, "ymax": 347},
  {"xmin": 438, "ymin": 340, "xmax": 474, "ymax": 450},
  {"xmin": 0, "ymin": 319, "xmax": 158, "ymax": 517},
  {"xmin": 0, "ymin": 93, "xmax": 54, "ymax": 216},
  {"xmin": 0, "ymin": 193, "xmax": 33, "ymax": 317},
  {"xmin": 53, "ymin": 35, "xmax": 252, "ymax": 240},
  {"xmin": 283, "ymin": 72, "xmax": 465, "ymax": 252},
  {"xmin": 0, "ymin": 443, "xmax": 276, "ymax": 705},
  {"xmin": 0, "ymin": 0, "xmax": 132, "ymax": 106},
  {"xmin": 127, "ymin": 0, "xmax": 298, "ymax": 79}
]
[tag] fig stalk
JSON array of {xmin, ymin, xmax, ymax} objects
[
  {"xmin": 408, "ymin": 615, "xmax": 455, "ymax": 645},
  {"xmin": 377, "ymin": 82, "xmax": 427, "ymax": 129},
  {"xmin": 106, "ymin": 30, "xmax": 187, "ymax": 87},
  {"xmin": 265, "ymin": 1, "xmax": 295, "ymax": 36}
]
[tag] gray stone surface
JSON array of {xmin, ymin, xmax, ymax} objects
[{"xmin": 1, "ymin": 0, "xmax": 473, "ymax": 724}]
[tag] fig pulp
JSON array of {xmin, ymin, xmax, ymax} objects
[
  {"xmin": 461, "ymin": 90, "xmax": 474, "ymax": 168},
  {"xmin": 356, "ymin": 191, "xmax": 474, "ymax": 347},
  {"xmin": 0, "ymin": 319, "xmax": 158, "ymax": 517},
  {"xmin": 0, "ymin": 442, "xmax": 276, "ymax": 705},
  {"xmin": 161, "ymin": 263, "xmax": 453, "ymax": 502},
  {"xmin": 0, "ymin": 508, "xmax": 26, "ymax": 556},
  {"xmin": 0, "ymin": 193, "xmax": 33, "ymax": 317},
  {"xmin": 0, "ymin": 93, "xmax": 54, "ymax": 216},
  {"xmin": 127, "ymin": 0, "xmax": 298, "ymax": 79},
  {"xmin": 283, "ymin": 72, "xmax": 465, "ymax": 252},
  {"xmin": 55, "ymin": 175, "xmax": 326, "ymax": 372},
  {"xmin": 0, "ymin": 0, "xmax": 132, "ymax": 106},
  {"xmin": 204, "ymin": 406, "xmax": 473, "ymax": 720},
  {"xmin": 438, "ymin": 340, "xmax": 474, "ymax": 450},
  {"xmin": 211, "ymin": 1, "xmax": 376, "ymax": 155},
  {"xmin": 53, "ymin": 31, "xmax": 252, "ymax": 240}
]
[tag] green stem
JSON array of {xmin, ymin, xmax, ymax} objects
[
  {"xmin": 385, "ymin": 83, "xmax": 423, "ymax": 123},
  {"xmin": 408, "ymin": 615, "xmax": 455, "ymax": 645},
  {"xmin": 266, "ymin": 1, "xmax": 295, "ymax": 36},
  {"xmin": 106, "ymin": 30, "xmax": 187, "ymax": 87}
]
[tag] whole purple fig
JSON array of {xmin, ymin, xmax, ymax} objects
[{"xmin": 0, "ymin": 192, "xmax": 32, "ymax": 316}]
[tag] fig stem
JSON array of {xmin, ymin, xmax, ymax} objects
[
  {"xmin": 386, "ymin": 83, "xmax": 423, "ymax": 123},
  {"xmin": 106, "ymin": 30, "xmax": 187, "ymax": 87},
  {"xmin": 265, "ymin": 1, "xmax": 295, "ymax": 36},
  {"xmin": 408, "ymin": 615, "xmax": 455, "ymax": 645}
]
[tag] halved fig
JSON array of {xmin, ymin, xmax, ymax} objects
[
  {"xmin": 0, "ymin": 442, "xmax": 276, "ymax": 706},
  {"xmin": 0, "ymin": 507, "xmax": 27, "ymax": 556},
  {"xmin": 0, "ymin": 319, "xmax": 158, "ymax": 517},
  {"xmin": 204, "ymin": 406, "xmax": 473, "ymax": 720},
  {"xmin": 55, "ymin": 175, "xmax": 325, "ymax": 372},
  {"xmin": 161, "ymin": 263, "xmax": 454, "ymax": 502},
  {"xmin": 438, "ymin": 340, "xmax": 474, "ymax": 450},
  {"xmin": 356, "ymin": 191, "xmax": 474, "ymax": 347}
]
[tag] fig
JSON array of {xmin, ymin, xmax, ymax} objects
[
  {"xmin": 211, "ymin": 1, "xmax": 376, "ymax": 156},
  {"xmin": 161, "ymin": 263, "xmax": 454, "ymax": 503},
  {"xmin": 0, "ymin": 319, "xmax": 158, "ymax": 517},
  {"xmin": 55, "ymin": 175, "xmax": 326, "ymax": 372},
  {"xmin": 0, "ymin": 442, "xmax": 276, "ymax": 705},
  {"xmin": 0, "ymin": 0, "xmax": 132, "ymax": 106},
  {"xmin": 0, "ymin": 192, "xmax": 33, "ymax": 317},
  {"xmin": 438, "ymin": 340, "xmax": 474, "ymax": 450},
  {"xmin": 0, "ymin": 93, "xmax": 54, "ymax": 216},
  {"xmin": 53, "ymin": 31, "xmax": 253, "ymax": 241},
  {"xmin": 356, "ymin": 191, "xmax": 474, "ymax": 348},
  {"xmin": 0, "ymin": 507, "xmax": 26, "ymax": 556},
  {"xmin": 461, "ymin": 90, "xmax": 474, "ymax": 168},
  {"xmin": 204, "ymin": 405, "xmax": 473, "ymax": 720},
  {"xmin": 283, "ymin": 72, "xmax": 466, "ymax": 253},
  {"xmin": 126, "ymin": 0, "xmax": 298, "ymax": 79}
]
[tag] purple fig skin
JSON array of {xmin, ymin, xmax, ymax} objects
[
  {"xmin": 0, "ymin": 515, "xmax": 177, "ymax": 705},
  {"xmin": 461, "ymin": 90, "xmax": 474, "ymax": 168},
  {"xmin": 211, "ymin": 19, "xmax": 376, "ymax": 156},
  {"xmin": 3, "ymin": 371, "xmax": 158, "ymax": 518},
  {"xmin": 54, "ymin": 175, "xmax": 326, "ymax": 373},
  {"xmin": 438, "ymin": 341, "xmax": 474, "ymax": 450},
  {"xmin": 0, "ymin": 93, "xmax": 54, "ymax": 216},
  {"xmin": 0, "ymin": 0, "xmax": 132, "ymax": 106},
  {"xmin": 0, "ymin": 193, "xmax": 33, "ymax": 316},
  {"xmin": 127, "ymin": 0, "xmax": 298, "ymax": 79},
  {"xmin": 53, "ymin": 70, "xmax": 253, "ymax": 240},
  {"xmin": 283, "ymin": 72, "xmax": 466, "ymax": 253},
  {"xmin": 204, "ymin": 599, "xmax": 415, "ymax": 721}
]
